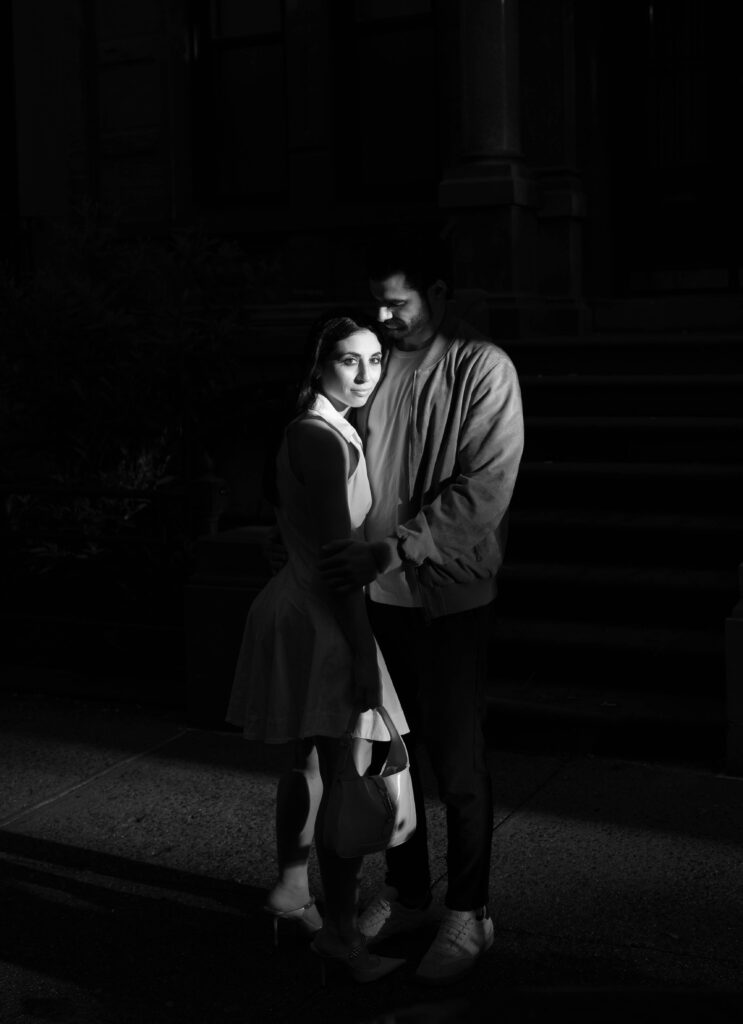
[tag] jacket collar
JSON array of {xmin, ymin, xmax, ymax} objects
[{"xmin": 308, "ymin": 393, "xmax": 362, "ymax": 451}]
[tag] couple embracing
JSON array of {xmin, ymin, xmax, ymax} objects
[{"xmin": 226, "ymin": 235, "xmax": 524, "ymax": 986}]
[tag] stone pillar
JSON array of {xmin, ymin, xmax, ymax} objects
[
  {"xmin": 725, "ymin": 564, "xmax": 743, "ymax": 776},
  {"xmin": 459, "ymin": 0, "xmax": 522, "ymax": 161},
  {"xmin": 283, "ymin": 0, "xmax": 335, "ymax": 297},
  {"xmin": 520, "ymin": 0, "xmax": 587, "ymax": 329},
  {"xmin": 439, "ymin": 0, "xmax": 589, "ymax": 336},
  {"xmin": 2, "ymin": 1, "xmax": 22, "ymax": 275},
  {"xmin": 12, "ymin": 0, "xmax": 90, "ymax": 265},
  {"xmin": 439, "ymin": 0, "xmax": 539, "ymax": 337}
]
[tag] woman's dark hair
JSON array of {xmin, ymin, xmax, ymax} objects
[
  {"xmin": 295, "ymin": 308, "xmax": 384, "ymax": 414},
  {"xmin": 262, "ymin": 308, "xmax": 385, "ymax": 507}
]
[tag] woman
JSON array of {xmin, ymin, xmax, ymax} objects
[{"xmin": 226, "ymin": 311, "xmax": 408, "ymax": 983}]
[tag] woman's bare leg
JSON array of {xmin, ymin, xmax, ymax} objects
[{"xmin": 265, "ymin": 739, "xmax": 322, "ymax": 911}]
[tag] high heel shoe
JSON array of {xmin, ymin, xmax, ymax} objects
[
  {"xmin": 310, "ymin": 930, "xmax": 405, "ymax": 984},
  {"xmin": 263, "ymin": 897, "xmax": 323, "ymax": 947}
]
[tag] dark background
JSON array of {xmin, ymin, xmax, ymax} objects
[{"xmin": 2, "ymin": 0, "xmax": 741, "ymax": 765}]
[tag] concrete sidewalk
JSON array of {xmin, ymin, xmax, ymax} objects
[{"xmin": 1, "ymin": 688, "xmax": 742, "ymax": 1024}]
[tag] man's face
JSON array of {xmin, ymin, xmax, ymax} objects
[{"xmin": 370, "ymin": 272, "xmax": 439, "ymax": 348}]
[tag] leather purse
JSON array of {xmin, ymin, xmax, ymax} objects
[{"xmin": 323, "ymin": 705, "xmax": 417, "ymax": 859}]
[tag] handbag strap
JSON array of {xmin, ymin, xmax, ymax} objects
[
  {"xmin": 375, "ymin": 706, "xmax": 409, "ymax": 774},
  {"xmin": 334, "ymin": 705, "xmax": 408, "ymax": 780},
  {"xmin": 333, "ymin": 705, "xmax": 366, "ymax": 782}
]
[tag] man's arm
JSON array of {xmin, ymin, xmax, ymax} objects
[{"xmin": 396, "ymin": 354, "xmax": 524, "ymax": 567}]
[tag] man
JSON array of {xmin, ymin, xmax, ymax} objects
[{"xmin": 319, "ymin": 235, "xmax": 524, "ymax": 985}]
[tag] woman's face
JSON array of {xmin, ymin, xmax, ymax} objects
[{"xmin": 319, "ymin": 329, "xmax": 383, "ymax": 412}]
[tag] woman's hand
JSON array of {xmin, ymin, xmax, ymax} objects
[{"xmin": 353, "ymin": 654, "xmax": 382, "ymax": 712}]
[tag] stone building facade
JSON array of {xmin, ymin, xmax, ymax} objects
[{"xmin": 9, "ymin": 0, "xmax": 741, "ymax": 333}]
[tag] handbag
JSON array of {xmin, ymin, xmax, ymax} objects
[{"xmin": 323, "ymin": 705, "xmax": 417, "ymax": 859}]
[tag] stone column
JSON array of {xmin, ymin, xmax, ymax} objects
[
  {"xmin": 283, "ymin": 0, "xmax": 335, "ymax": 297},
  {"xmin": 519, "ymin": 0, "xmax": 586, "ymax": 326},
  {"xmin": 726, "ymin": 564, "xmax": 743, "ymax": 776},
  {"xmin": 12, "ymin": 0, "xmax": 90, "ymax": 266},
  {"xmin": 439, "ymin": 0, "xmax": 539, "ymax": 336},
  {"xmin": 2, "ymin": 1, "xmax": 21, "ymax": 274},
  {"xmin": 439, "ymin": 0, "xmax": 589, "ymax": 335}
]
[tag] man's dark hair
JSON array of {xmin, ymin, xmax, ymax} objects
[{"xmin": 365, "ymin": 232, "xmax": 450, "ymax": 294}]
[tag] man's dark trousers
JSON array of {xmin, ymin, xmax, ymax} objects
[{"xmin": 367, "ymin": 600, "xmax": 494, "ymax": 911}]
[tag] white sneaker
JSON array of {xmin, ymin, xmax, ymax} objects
[
  {"xmin": 358, "ymin": 885, "xmax": 436, "ymax": 944},
  {"xmin": 414, "ymin": 906, "xmax": 494, "ymax": 985}
]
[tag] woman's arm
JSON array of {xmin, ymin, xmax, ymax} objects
[{"xmin": 287, "ymin": 418, "xmax": 381, "ymax": 710}]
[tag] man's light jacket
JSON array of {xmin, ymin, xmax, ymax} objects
[{"xmin": 355, "ymin": 314, "xmax": 525, "ymax": 619}]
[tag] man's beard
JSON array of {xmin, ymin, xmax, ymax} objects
[{"xmin": 387, "ymin": 302, "xmax": 431, "ymax": 341}]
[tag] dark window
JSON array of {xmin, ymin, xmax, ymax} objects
[{"xmin": 190, "ymin": 0, "xmax": 288, "ymax": 205}]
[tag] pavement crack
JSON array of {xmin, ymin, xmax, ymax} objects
[{"xmin": 0, "ymin": 728, "xmax": 193, "ymax": 827}]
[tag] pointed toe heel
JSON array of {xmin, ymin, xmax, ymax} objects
[{"xmin": 310, "ymin": 932, "xmax": 405, "ymax": 984}]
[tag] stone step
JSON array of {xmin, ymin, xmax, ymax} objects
[
  {"xmin": 520, "ymin": 374, "xmax": 743, "ymax": 416},
  {"xmin": 497, "ymin": 561, "xmax": 738, "ymax": 627},
  {"xmin": 504, "ymin": 331, "xmax": 743, "ymax": 374},
  {"xmin": 490, "ymin": 615, "xmax": 724, "ymax": 693},
  {"xmin": 507, "ymin": 508, "xmax": 743, "ymax": 569},
  {"xmin": 487, "ymin": 330, "xmax": 740, "ymax": 762},
  {"xmin": 483, "ymin": 672, "xmax": 724, "ymax": 767},
  {"xmin": 523, "ymin": 416, "xmax": 743, "ymax": 462},
  {"xmin": 485, "ymin": 672, "xmax": 723, "ymax": 727},
  {"xmin": 590, "ymin": 296, "xmax": 743, "ymax": 333},
  {"xmin": 514, "ymin": 461, "xmax": 743, "ymax": 513}
]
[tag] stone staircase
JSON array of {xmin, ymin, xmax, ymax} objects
[{"xmin": 489, "ymin": 332, "xmax": 743, "ymax": 765}]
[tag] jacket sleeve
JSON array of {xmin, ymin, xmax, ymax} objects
[{"xmin": 396, "ymin": 353, "xmax": 524, "ymax": 566}]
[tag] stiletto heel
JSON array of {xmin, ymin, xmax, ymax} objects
[
  {"xmin": 263, "ymin": 896, "xmax": 323, "ymax": 947},
  {"xmin": 310, "ymin": 931, "xmax": 405, "ymax": 984}
]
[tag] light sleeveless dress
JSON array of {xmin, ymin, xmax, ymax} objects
[{"xmin": 226, "ymin": 394, "xmax": 409, "ymax": 743}]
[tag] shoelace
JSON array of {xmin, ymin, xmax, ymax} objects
[
  {"xmin": 365, "ymin": 896, "xmax": 392, "ymax": 926},
  {"xmin": 434, "ymin": 916, "xmax": 473, "ymax": 951}
]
